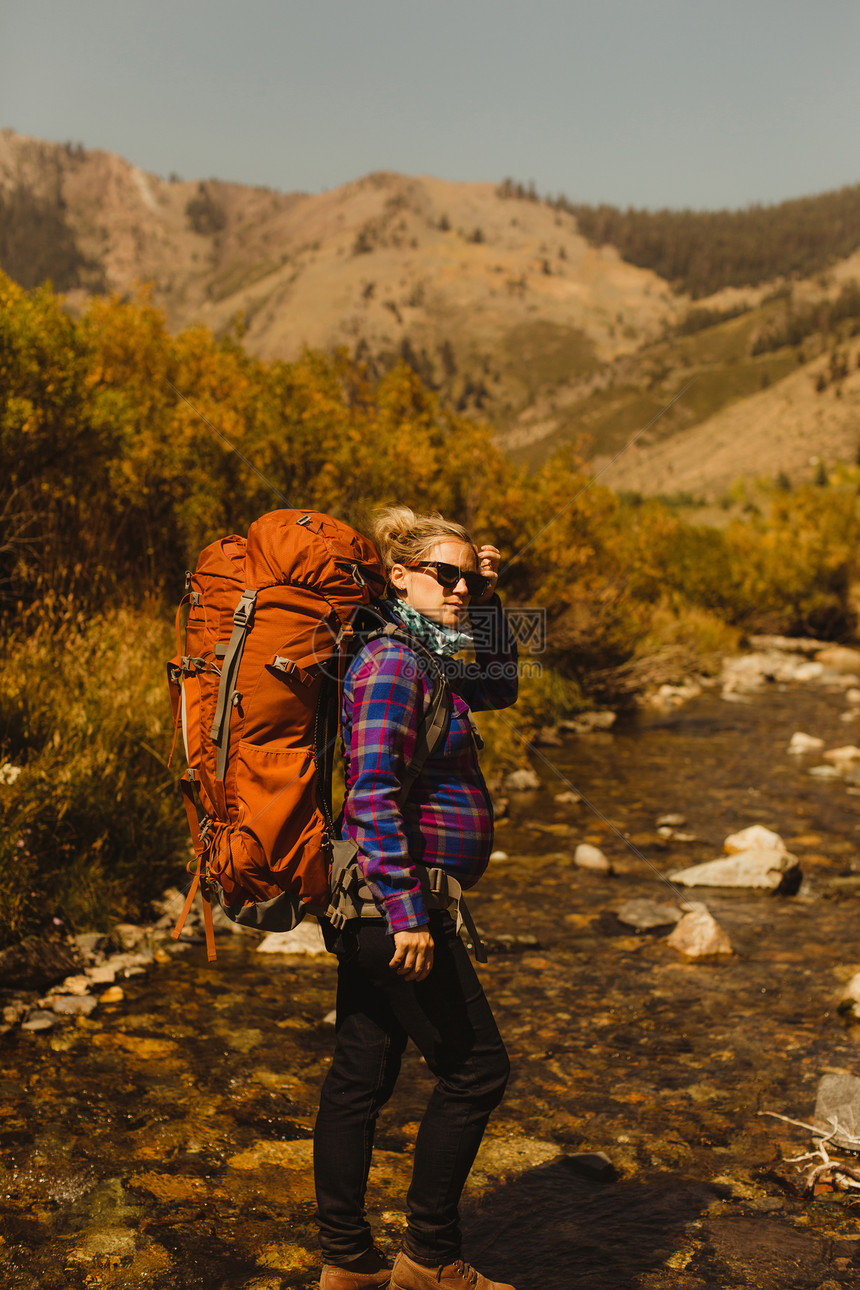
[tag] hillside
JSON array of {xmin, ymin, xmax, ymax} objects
[
  {"xmin": 0, "ymin": 129, "xmax": 677, "ymax": 424},
  {"xmin": 3, "ymin": 129, "xmax": 860, "ymax": 499}
]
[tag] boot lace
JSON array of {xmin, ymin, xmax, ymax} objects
[{"xmin": 448, "ymin": 1261, "xmax": 479, "ymax": 1286}]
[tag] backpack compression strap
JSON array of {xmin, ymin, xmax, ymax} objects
[{"xmin": 210, "ymin": 588, "xmax": 257, "ymax": 782}]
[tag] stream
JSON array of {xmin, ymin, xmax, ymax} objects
[{"xmin": 4, "ymin": 674, "xmax": 860, "ymax": 1289}]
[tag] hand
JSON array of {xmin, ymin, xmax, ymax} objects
[
  {"xmin": 389, "ymin": 926, "xmax": 434, "ymax": 981},
  {"xmin": 474, "ymin": 544, "xmax": 500, "ymax": 603}
]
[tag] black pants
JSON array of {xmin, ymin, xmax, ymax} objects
[{"xmin": 313, "ymin": 910, "xmax": 510, "ymax": 1267}]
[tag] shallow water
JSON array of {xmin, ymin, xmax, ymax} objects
[{"xmin": 4, "ymin": 680, "xmax": 860, "ymax": 1288}]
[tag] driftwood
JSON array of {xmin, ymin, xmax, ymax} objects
[{"xmin": 759, "ymin": 1109, "xmax": 860, "ymax": 1194}]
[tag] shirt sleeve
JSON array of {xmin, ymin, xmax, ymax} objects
[
  {"xmin": 445, "ymin": 594, "xmax": 519, "ymax": 711},
  {"xmin": 342, "ymin": 640, "xmax": 429, "ymax": 933}
]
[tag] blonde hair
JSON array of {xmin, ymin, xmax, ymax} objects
[{"xmin": 371, "ymin": 505, "xmax": 474, "ymax": 572}]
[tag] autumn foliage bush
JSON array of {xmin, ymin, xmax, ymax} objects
[{"xmin": 1, "ymin": 270, "xmax": 859, "ymax": 942}]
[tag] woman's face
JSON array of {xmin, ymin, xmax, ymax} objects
[{"xmin": 390, "ymin": 539, "xmax": 477, "ymax": 630}]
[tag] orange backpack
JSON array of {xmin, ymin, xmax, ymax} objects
[{"xmin": 167, "ymin": 508, "xmax": 389, "ymax": 959}]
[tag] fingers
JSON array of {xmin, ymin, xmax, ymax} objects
[{"xmin": 389, "ymin": 932, "xmax": 435, "ymax": 982}]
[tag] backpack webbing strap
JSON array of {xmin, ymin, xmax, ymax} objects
[
  {"xmin": 172, "ymin": 773, "xmax": 217, "ymax": 962},
  {"xmin": 210, "ymin": 588, "xmax": 257, "ymax": 782},
  {"xmin": 349, "ymin": 865, "xmax": 487, "ymax": 963}
]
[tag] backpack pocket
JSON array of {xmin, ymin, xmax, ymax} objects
[{"xmin": 223, "ymin": 742, "xmax": 330, "ymax": 905}]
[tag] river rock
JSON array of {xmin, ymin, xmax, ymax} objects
[
  {"xmin": 535, "ymin": 725, "xmax": 563, "ymax": 746},
  {"xmin": 558, "ymin": 711, "xmax": 617, "ymax": 734},
  {"xmin": 574, "ymin": 844, "xmax": 612, "ymax": 874},
  {"xmin": 21, "ymin": 1010, "xmax": 58, "ymax": 1031},
  {"xmin": 813, "ymin": 1073, "xmax": 860, "ymax": 1151},
  {"xmin": 257, "ymin": 921, "xmax": 328, "ymax": 955},
  {"xmin": 809, "ymin": 764, "xmax": 842, "ymax": 778},
  {"xmin": 656, "ymin": 813, "xmax": 686, "ymax": 828},
  {"xmin": 554, "ymin": 790, "xmax": 581, "ymax": 805},
  {"xmin": 816, "ymin": 646, "xmax": 860, "ymax": 675},
  {"xmin": 847, "ymin": 688, "xmax": 860, "ymax": 705},
  {"xmin": 823, "ymin": 745, "xmax": 860, "ymax": 770},
  {"xmin": 840, "ymin": 972, "xmax": 860, "ymax": 1014},
  {"xmin": 51, "ymin": 994, "xmax": 98, "ymax": 1016},
  {"xmin": 667, "ymin": 903, "xmax": 733, "ymax": 957},
  {"xmin": 670, "ymin": 847, "xmax": 799, "ymax": 891},
  {"xmin": 723, "ymin": 824, "xmax": 785, "ymax": 854},
  {"xmin": 787, "ymin": 732, "xmax": 825, "ymax": 755},
  {"xmin": 504, "ymin": 768, "xmax": 541, "ymax": 791},
  {"xmin": 616, "ymin": 898, "xmax": 682, "ymax": 931},
  {"xmin": 749, "ymin": 635, "xmax": 827, "ymax": 655}
]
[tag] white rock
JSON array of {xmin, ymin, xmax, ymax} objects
[
  {"xmin": 504, "ymin": 768, "xmax": 541, "ymax": 792},
  {"xmin": 656, "ymin": 813, "xmax": 687, "ymax": 828},
  {"xmin": 554, "ymin": 791, "xmax": 581, "ymax": 805},
  {"xmin": 809, "ymin": 764, "xmax": 842, "ymax": 778},
  {"xmin": 823, "ymin": 745, "xmax": 860, "ymax": 769},
  {"xmin": 667, "ymin": 903, "xmax": 733, "ymax": 957},
  {"xmin": 54, "ymin": 975, "xmax": 92, "ymax": 996},
  {"xmin": 793, "ymin": 661, "xmax": 825, "ymax": 682},
  {"xmin": 816, "ymin": 646, "xmax": 860, "ymax": 674},
  {"xmin": 840, "ymin": 711, "xmax": 858, "ymax": 722},
  {"xmin": 21, "ymin": 1010, "xmax": 57, "ymax": 1031},
  {"xmin": 670, "ymin": 847, "xmax": 799, "ymax": 891},
  {"xmin": 323, "ymin": 1009, "xmax": 337, "ymax": 1025},
  {"xmin": 51, "ymin": 994, "xmax": 98, "ymax": 1016},
  {"xmin": 846, "ymin": 689, "xmax": 860, "ymax": 705},
  {"xmin": 723, "ymin": 825, "xmax": 785, "ymax": 854},
  {"xmin": 490, "ymin": 850, "xmax": 509, "ymax": 861},
  {"xmin": 574, "ymin": 844, "xmax": 612, "ymax": 874},
  {"xmin": 841, "ymin": 972, "xmax": 860, "ymax": 1007},
  {"xmin": 257, "ymin": 921, "xmax": 328, "ymax": 956},
  {"xmin": 787, "ymin": 732, "xmax": 825, "ymax": 755}
]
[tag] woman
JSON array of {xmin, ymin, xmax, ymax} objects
[{"xmin": 314, "ymin": 506, "xmax": 519, "ymax": 1290}]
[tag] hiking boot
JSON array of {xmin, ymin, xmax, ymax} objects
[
  {"xmin": 390, "ymin": 1251, "xmax": 516, "ymax": 1290},
  {"xmin": 320, "ymin": 1245, "xmax": 392, "ymax": 1289}
]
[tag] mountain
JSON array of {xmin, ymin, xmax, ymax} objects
[{"xmin": 2, "ymin": 128, "xmax": 860, "ymax": 500}]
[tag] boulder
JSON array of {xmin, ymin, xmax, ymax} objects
[
  {"xmin": 787, "ymin": 732, "xmax": 825, "ymax": 755},
  {"xmin": 574, "ymin": 844, "xmax": 612, "ymax": 874},
  {"xmin": 616, "ymin": 898, "xmax": 682, "ymax": 931},
  {"xmin": 670, "ymin": 847, "xmax": 799, "ymax": 891},
  {"xmin": 816, "ymin": 646, "xmax": 860, "ymax": 675},
  {"xmin": 723, "ymin": 825, "xmax": 785, "ymax": 854},
  {"xmin": 504, "ymin": 768, "xmax": 541, "ymax": 792},
  {"xmin": 257, "ymin": 921, "xmax": 328, "ymax": 956},
  {"xmin": 667, "ymin": 903, "xmax": 732, "ymax": 957},
  {"xmin": 813, "ymin": 1073, "xmax": 860, "ymax": 1151}
]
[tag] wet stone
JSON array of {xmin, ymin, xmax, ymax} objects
[
  {"xmin": 504, "ymin": 768, "xmax": 541, "ymax": 791},
  {"xmin": 667, "ymin": 903, "xmax": 733, "ymax": 957},
  {"xmin": 616, "ymin": 898, "xmax": 682, "ymax": 931},
  {"xmin": 814, "ymin": 1074, "xmax": 860, "ymax": 1151}
]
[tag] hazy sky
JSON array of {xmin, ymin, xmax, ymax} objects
[{"xmin": 2, "ymin": 0, "xmax": 858, "ymax": 211}]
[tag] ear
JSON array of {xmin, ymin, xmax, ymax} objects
[{"xmin": 389, "ymin": 563, "xmax": 408, "ymax": 594}]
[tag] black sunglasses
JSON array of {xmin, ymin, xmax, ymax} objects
[{"xmin": 405, "ymin": 561, "xmax": 490, "ymax": 598}]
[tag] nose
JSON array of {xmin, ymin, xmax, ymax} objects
[{"xmin": 453, "ymin": 575, "xmax": 470, "ymax": 596}]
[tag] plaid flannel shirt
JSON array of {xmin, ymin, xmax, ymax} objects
[{"xmin": 340, "ymin": 596, "xmax": 518, "ymax": 933}]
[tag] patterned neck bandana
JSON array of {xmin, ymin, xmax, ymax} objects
[{"xmin": 384, "ymin": 596, "xmax": 473, "ymax": 657}]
